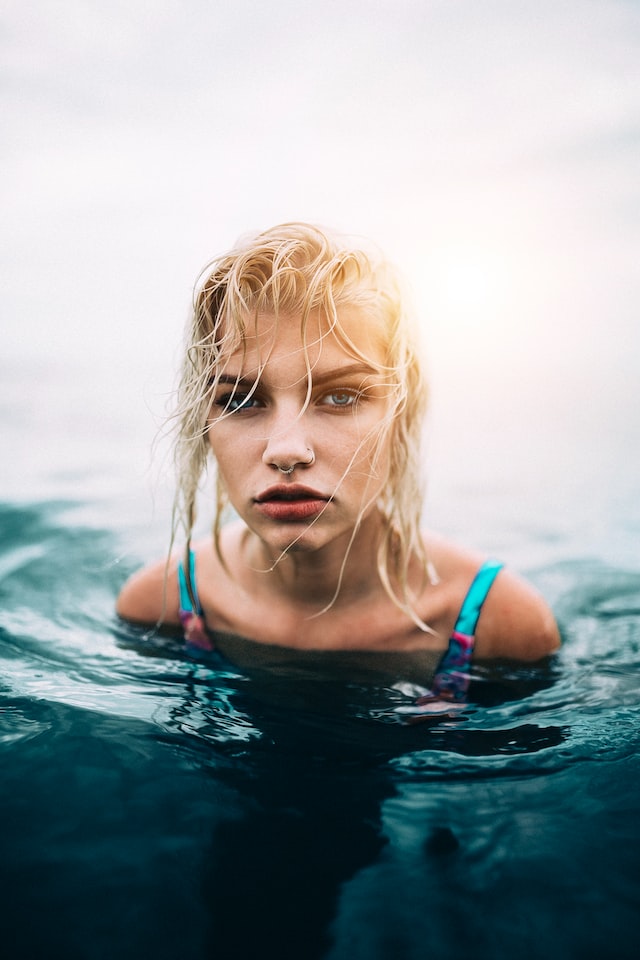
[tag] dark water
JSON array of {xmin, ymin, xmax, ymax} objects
[{"xmin": 1, "ymin": 499, "xmax": 640, "ymax": 960}]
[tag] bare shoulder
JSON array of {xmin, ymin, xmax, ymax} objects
[
  {"xmin": 116, "ymin": 529, "xmax": 241, "ymax": 630},
  {"xmin": 424, "ymin": 533, "xmax": 561, "ymax": 662},
  {"xmin": 472, "ymin": 564, "xmax": 561, "ymax": 660},
  {"xmin": 115, "ymin": 552, "xmax": 182, "ymax": 627}
]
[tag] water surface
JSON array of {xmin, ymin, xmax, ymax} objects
[{"xmin": 1, "ymin": 489, "xmax": 639, "ymax": 959}]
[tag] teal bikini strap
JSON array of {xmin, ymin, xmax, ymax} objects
[
  {"xmin": 177, "ymin": 550, "xmax": 214, "ymax": 651},
  {"xmin": 177, "ymin": 549, "xmax": 201, "ymax": 614},
  {"xmin": 453, "ymin": 559, "xmax": 504, "ymax": 637},
  {"xmin": 425, "ymin": 559, "xmax": 504, "ymax": 703}
]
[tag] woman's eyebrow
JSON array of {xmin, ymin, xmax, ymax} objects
[
  {"xmin": 311, "ymin": 363, "xmax": 380, "ymax": 386},
  {"xmin": 214, "ymin": 374, "xmax": 254, "ymax": 388},
  {"xmin": 213, "ymin": 363, "xmax": 381, "ymax": 390}
]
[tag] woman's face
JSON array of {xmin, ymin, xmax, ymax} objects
[{"xmin": 207, "ymin": 305, "xmax": 393, "ymax": 559}]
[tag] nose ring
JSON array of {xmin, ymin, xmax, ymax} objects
[{"xmin": 276, "ymin": 449, "xmax": 314, "ymax": 474}]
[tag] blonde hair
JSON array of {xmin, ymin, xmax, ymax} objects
[{"xmin": 171, "ymin": 222, "xmax": 430, "ymax": 626}]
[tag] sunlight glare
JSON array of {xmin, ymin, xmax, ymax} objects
[{"xmin": 428, "ymin": 245, "xmax": 514, "ymax": 326}]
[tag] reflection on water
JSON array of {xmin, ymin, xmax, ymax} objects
[{"xmin": 1, "ymin": 500, "xmax": 640, "ymax": 959}]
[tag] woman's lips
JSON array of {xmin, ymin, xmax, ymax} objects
[{"xmin": 254, "ymin": 484, "xmax": 330, "ymax": 522}]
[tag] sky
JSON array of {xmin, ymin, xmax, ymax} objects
[{"xmin": 2, "ymin": 0, "xmax": 639, "ymax": 539}]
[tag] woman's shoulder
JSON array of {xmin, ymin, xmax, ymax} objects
[
  {"xmin": 115, "ymin": 537, "xmax": 215, "ymax": 627},
  {"xmin": 421, "ymin": 532, "xmax": 561, "ymax": 662},
  {"xmin": 116, "ymin": 528, "xmax": 242, "ymax": 629},
  {"xmin": 116, "ymin": 550, "xmax": 181, "ymax": 627}
]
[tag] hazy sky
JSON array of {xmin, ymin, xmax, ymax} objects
[{"xmin": 2, "ymin": 0, "xmax": 639, "ymax": 449}]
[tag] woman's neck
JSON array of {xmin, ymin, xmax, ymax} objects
[{"xmin": 240, "ymin": 516, "xmax": 387, "ymax": 610}]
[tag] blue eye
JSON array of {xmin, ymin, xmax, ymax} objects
[
  {"xmin": 322, "ymin": 390, "xmax": 358, "ymax": 407},
  {"xmin": 218, "ymin": 393, "xmax": 259, "ymax": 412}
]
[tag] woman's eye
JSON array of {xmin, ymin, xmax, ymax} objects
[
  {"xmin": 321, "ymin": 390, "xmax": 358, "ymax": 407},
  {"xmin": 217, "ymin": 393, "xmax": 259, "ymax": 412}
]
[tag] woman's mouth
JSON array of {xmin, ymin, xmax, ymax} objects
[{"xmin": 254, "ymin": 484, "xmax": 330, "ymax": 522}]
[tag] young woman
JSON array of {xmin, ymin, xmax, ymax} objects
[{"xmin": 117, "ymin": 222, "xmax": 559, "ymax": 704}]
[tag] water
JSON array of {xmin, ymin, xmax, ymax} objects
[{"xmin": 1, "ymin": 353, "xmax": 640, "ymax": 958}]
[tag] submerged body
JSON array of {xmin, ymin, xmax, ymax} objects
[{"xmin": 117, "ymin": 223, "xmax": 560, "ymax": 691}]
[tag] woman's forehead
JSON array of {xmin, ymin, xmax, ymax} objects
[{"xmin": 220, "ymin": 304, "xmax": 386, "ymax": 368}]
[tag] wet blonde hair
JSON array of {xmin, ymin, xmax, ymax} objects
[{"xmin": 172, "ymin": 222, "xmax": 430, "ymax": 626}]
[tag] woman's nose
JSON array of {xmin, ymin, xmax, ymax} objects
[{"xmin": 262, "ymin": 408, "xmax": 315, "ymax": 472}]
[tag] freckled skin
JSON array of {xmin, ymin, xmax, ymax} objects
[{"xmin": 207, "ymin": 307, "xmax": 392, "ymax": 567}]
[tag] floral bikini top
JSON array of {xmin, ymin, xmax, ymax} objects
[{"xmin": 177, "ymin": 551, "xmax": 503, "ymax": 703}]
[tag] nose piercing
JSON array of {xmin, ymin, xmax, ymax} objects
[{"xmin": 276, "ymin": 449, "xmax": 314, "ymax": 475}]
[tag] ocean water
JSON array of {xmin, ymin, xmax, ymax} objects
[{"xmin": 1, "ymin": 355, "xmax": 640, "ymax": 960}]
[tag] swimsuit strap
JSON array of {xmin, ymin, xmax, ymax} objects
[
  {"xmin": 177, "ymin": 549, "xmax": 200, "ymax": 614},
  {"xmin": 453, "ymin": 559, "xmax": 504, "ymax": 637},
  {"xmin": 177, "ymin": 550, "xmax": 215, "ymax": 651},
  {"xmin": 429, "ymin": 559, "xmax": 504, "ymax": 702}
]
